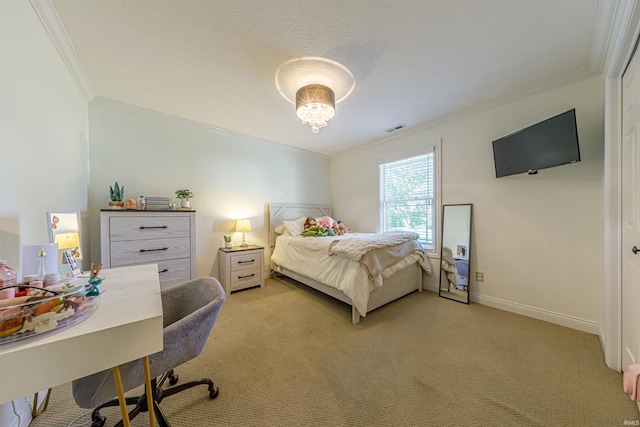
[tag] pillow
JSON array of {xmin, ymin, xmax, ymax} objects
[
  {"xmin": 282, "ymin": 216, "xmax": 307, "ymax": 236},
  {"xmin": 274, "ymin": 224, "xmax": 286, "ymax": 235}
]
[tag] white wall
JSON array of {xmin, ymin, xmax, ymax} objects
[
  {"xmin": 0, "ymin": 1, "xmax": 89, "ymax": 425},
  {"xmin": 0, "ymin": 1, "xmax": 89, "ymax": 251},
  {"xmin": 87, "ymin": 98, "xmax": 331, "ymax": 278},
  {"xmin": 331, "ymin": 76, "xmax": 604, "ymax": 332}
]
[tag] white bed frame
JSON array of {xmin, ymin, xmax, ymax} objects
[{"xmin": 269, "ymin": 203, "xmax": 422, "ymax": 324}]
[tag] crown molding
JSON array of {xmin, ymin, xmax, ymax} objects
[
  {"xmin": 29, "ymin": 0, "xmax": 95, "ymax": 102},
  {"xmin": 589, "ymin": 0, "xmax": 620, "ymax": 74}
]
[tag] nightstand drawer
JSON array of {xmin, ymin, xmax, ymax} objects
[
  {"xmin": 229, "ymin": 252, "xmax": 261, "ymax": 272},
  {"xmin": 230, "ymin": 267, "xmax": 262, "ymax": 290}
]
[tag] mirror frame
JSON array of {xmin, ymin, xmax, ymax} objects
[
  {"xmin": 438, "ymin": 204, "xmax": 472, "ymax": 304},
  {"xmin": 46, "ymin": 211, "xmax": 83, "ymax": 265}
]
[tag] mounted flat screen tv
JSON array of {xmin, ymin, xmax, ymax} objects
[{"xmin": 492, "ymin": 109, "xmax": 580, "ymax": 178}]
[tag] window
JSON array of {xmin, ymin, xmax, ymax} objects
[{"xmin": 379, "ymin": 147, "xmax": 437, "ymax": 251}]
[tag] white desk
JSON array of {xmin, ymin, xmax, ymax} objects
[{"xmin": 0, "ymin": 264, "xmax": 163, "ymax": 404}]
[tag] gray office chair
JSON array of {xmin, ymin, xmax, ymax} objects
[{"xmin": 72, "ymin": 277, "xmax": 226, "ymax": 427}]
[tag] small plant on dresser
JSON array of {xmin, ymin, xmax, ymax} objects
[
  {"xmin": 109, "ymin": 182, "xmax": 125, "ymax": 208},
  {"xmin": 175, "ymin": 189, "xmax": 194, "ymax": 208}
]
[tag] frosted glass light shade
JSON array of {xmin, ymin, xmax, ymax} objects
[
  {"xmin": 296, "ymin": 84, "xmax": 336, "ymax": 133},
  {"xmin": 236, "ymin": 220, "xmax": 252, "ymax": 232}
]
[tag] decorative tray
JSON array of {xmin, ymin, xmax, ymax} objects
[{"xmin": 0, "ymin": 284, "xmax": 100, "ymax": 345}]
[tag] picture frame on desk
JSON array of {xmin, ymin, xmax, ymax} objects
[{"xmin": 64, "ymin": 250, "xmax": 80, "ymax": 277}]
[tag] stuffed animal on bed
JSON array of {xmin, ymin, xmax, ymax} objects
[
  {"xmin": 317, "ymin": 216, "xmax": 334, "ymax": 229},
  {"xmin": 332, "ymin": 220, "xmax": 351, "ymax": 236},
  {"xmin": 303, "ymin": 217, "xmax": 317, "ymax": 231},
  {"xmin": 302, "ymin": 225, "xmax": 336, "ymax": 237}
]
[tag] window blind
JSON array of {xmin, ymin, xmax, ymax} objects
[{"xmin": 379, "ymin": 151, "xmax": 435, "ymax": 249}]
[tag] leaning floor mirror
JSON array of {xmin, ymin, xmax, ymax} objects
[{"xmin": 439, "ymin": 204, "xmax": 472, "ymax": 304}]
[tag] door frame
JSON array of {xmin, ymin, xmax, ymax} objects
[{"xmin": 604, "ymin": 0, "xmax": 640, "ymax": 372}]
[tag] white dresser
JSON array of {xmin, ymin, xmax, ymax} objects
[{"xmin": 100, "ymin": 209, "xmax": 196, "ymax": 289}]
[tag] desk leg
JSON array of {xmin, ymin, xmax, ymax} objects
[
  {"xmin": 112, "ymin": 366, "xmax": 131, "ymax": 427},
  {"xmin": 143, "ymin": 356, "xmax": 156, "ymax": 427}
]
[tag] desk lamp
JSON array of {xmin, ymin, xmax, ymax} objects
[{"xmin": 236, "ymin": 219, "xmax": 251, "ymax": 247}]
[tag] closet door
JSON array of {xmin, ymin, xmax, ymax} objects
[{"xmin": 622, "ymin": 43, "xmax": 640, "ymax": 372}]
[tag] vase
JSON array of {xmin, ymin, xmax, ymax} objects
[
  {"xmin": 225, "ymin": 242, "xmax": 232, "ymax": 249},
  {"xmin": 109, "ymin": 201, "xmax": 124, "ymax": 209},
  {"xmin": 181, "ymin": 200, "xmax": 190, "ymax": 208}
]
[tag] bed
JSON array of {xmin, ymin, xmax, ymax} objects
[{"xmin": 269, "ymin": 203, "xmax": 432, "ymax": 323}]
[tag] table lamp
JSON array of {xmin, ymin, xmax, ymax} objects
[{"xmin": 236, "ymin": 219, "xmax": 251, "ymax": 247}]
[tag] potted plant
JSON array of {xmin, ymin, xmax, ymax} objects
[
  {"xmin": 175, "ymin": 189, "xmax": 194, "ymax": 208},
  {"xmin": 109, "ymin": 182, "xmax": 125, "ymax": 208}
]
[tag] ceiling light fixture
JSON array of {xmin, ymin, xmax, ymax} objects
[{"xmin": 276, "ymin": 57, "xmax": 355, "ymax": 134}]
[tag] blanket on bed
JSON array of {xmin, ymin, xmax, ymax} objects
[
  {"xmin": 328, "ymin": 231, "xmax": 427, "ymax": 278},
  {"xmin": 328, "ymin": 231, "xmax": 420, "ymax": 260}
]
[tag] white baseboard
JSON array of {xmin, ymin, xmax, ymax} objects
[
  {"xmin": 470, "ymin": 292, "xmax": 600, "ymax": 335},
  {"xmin": 422, "ymin": 282, "xmax": 600, "ymax": 335},
  {"xmin": 598, "ymin": 324, "xmax": 607, "ymax": 357}
]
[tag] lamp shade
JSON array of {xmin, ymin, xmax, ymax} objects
[{"xmin": 236, "ymin": 220, "xmax": 252, "ymax": 232}]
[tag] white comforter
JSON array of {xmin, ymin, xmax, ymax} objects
[{"xmin": 270, "ymin": 233, "xmax": 429, "ymax": 317}]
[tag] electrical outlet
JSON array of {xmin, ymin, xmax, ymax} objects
[{"xmin": 475, "ymin": 271, "xmax": 484, "ymax": 282}]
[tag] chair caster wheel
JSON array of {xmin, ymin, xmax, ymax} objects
[
  {"xmin": 91, "ymin": 415, "xmax": 106, "ymax": 427},
  {"xmin": 169, "ymin": 373, "xmax": 179, "ymax": 385},
  {"xmin": 209, "ymin": 386, "xmax": 219, "ymax": 399}
]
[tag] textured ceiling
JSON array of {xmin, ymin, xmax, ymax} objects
[{"xmin": 50, "ymin": 0, "xmax": 615, "ymax": 156}]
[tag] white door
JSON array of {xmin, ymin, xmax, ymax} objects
[{"xmin": 622, "ymin": 44, "xmax": 640, "ymax": 371}]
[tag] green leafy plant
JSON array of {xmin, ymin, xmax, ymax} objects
[
  {"xmin": 109, "ymin": 182, "xmax": 125, "ymax": 202},
  {"xmin": 175, "ymin": 189, "xmax": 194, "ymax": 201},
  {"xmin": 223, "ymin": 236, "xmax": 231, "ymax": 243}
]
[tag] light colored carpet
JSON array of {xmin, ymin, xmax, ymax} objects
[{"xmin": 30, "ymin": 276, "xmax": 640, "ymax": 426}]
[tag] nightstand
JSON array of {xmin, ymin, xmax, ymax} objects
[{"xmin": 218, "ymin": 245, "xmax": 264, "ymax": 294}]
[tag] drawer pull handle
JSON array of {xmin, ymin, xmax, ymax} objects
[
  {"xmin": 140, "ymin": 226, "xmax": 168, "ymax": 230},
  {"xmin": 237, "ymin": 259, "xmax": 255, "ymax": 264},
  {"xmin": 158, "ymin": 269, "xmax": 169, "ymax": 274},
  {"xmin": 140, "ymin": 247, "xmax": 169, "ymax": 253},
  {"xmin": 238, "ymin": 273, "xmax": 256, "ymax": 279}
]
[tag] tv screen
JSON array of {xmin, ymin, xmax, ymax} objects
[{"xmin": 492, "ymin": 109, "xmax": 580, "ymax": 178}]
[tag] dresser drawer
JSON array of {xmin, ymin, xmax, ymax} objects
[
  {"xmin": 230, "ymin": 267, "xmax": 262, "ymax": 291},
  {"xmin": 156, "ymin": 258, "xmax": 191, "ymax": 287},
  {"xmin": 229, "ymin": 252, "xmax": 261, "ymax": 272},
  {"xmin": 110, "ymin": 237, "xmax": 191, "ymax": 267},
  {"xmin": 109, "ymin": 216, "xmax": 190, "ymax": 241}
]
